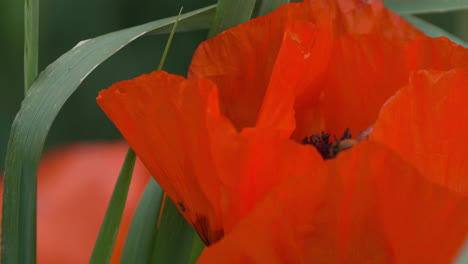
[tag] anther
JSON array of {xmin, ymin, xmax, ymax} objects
[{"xmin": 302, "ymin": 128, "xmax": 365, "ymax": 160}]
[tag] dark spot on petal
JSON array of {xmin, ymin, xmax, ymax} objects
[
  {"xmin": 193, "ymin": 215, "xmax": 224, "ymax": 246},
  {"xmin": 178, "ymin": 201, "xmax": 186, "ymax": 212}
]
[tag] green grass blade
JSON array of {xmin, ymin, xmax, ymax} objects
[
  {"xmin": 402, "ymin": 15, "xmax": 468, "ymax": 47},
  {"xmin": 148, "ymin": 7, "xmax": 215, "ymax": 35},
  {"xmin": 24, "ymin": 0, "xmax": 39, "ymax": 95},
  {"xmin": 89, "ymin": 149, "xmax": 136, "ymax": 264},
  {"xmin": 383, "ymin": 0, "xmax": 468, "ymax": 14},
  {"xmin": 208, "ymin": 0, "xmax": 256, "ymax": 37},
  {"xmin": 150, "ymin": 198, "xmax": 197, "ymax": 264},
  {"xmin": 455, "ymin": 240, "xmax": 468, "ymax": 264},
  {"xmin": 1, "ymin": 5, "xmax": 215, "ymax": 264},
  {"xmin": 119, "ymin": 179, "xmax": 163, "ymax": 264},
  {"xmin": 188, "ymin": 235, "xmax": 205, "ymax": 264},
  {"xmin": 256, "ymin": 0, "xmax": 289, "ymax": 16},
  {"xmin": 158, "ymin": 7, "xmax": 183, "ymax": 71}
]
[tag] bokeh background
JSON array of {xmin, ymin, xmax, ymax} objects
[{"xmin": 1, "ymin": 0, "xmax": 467, "ymax": 170}]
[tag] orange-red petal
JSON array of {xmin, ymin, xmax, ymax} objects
[
  {"xmin": 188, "ymin": 5, "xmax": 289, "ymax": 131},
  {"xmin": 279, "ymin": 0, "xmax": 421, "ymax": 40},
  {"xmin": 97, "ymin": 71, "xmax": 231, "ymax": 243},
  {"xmin": 371, "ymin": 69, "xmax": 468, "ymax": 194},
  {"xmin": 214, "ymin": 128, "xmax": 324, "ymax": 233},
  {"xmin": 406, "ymin": 36, "xmax": 468, "ymax": 72},
  {"xmin": 198, "ymin": 142, "xmax": 468, "ymax": 263},
  {"xmin": 189, "ymin": 0, "xmax": 421, "ymax": 134},
  {"xmin": 319, "ymin": 35, "xmax": 408, "ymax": 138},
  {"xmin": 256, "ymin": 21, "xmax": 333, "ymax": 137},
  {"xmin": 98, "ymin": 71, "xmax": 328, "ymax": 244}
]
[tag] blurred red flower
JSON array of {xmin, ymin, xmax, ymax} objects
[
  {"xmin": 97, "ymin": 0, "xmax": 468, "ymax": 262},
  {"xmin": 1, "ymin": 142, "xmax": 149, "ymax": 264}
]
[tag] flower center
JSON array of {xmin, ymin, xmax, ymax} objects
[{"xmin": 302, "ymin": 128, "xmax": 359, "ymax": 160}]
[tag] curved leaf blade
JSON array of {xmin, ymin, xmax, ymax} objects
[
  {"xmin": 1, "ymin": 4, "xmax": 216, "ymax": 264},
  {"xmin": 119, "ymin": 179, "xmax": 164, "ymax": 264},
  {"xmin": 208, "ymin": 0, "xmax": 256, "ymax": 37},
  {"xmin": 24, "ymin": 0, "xmax": 39, "ymax": 95},
  {"xmin": 383, "ymin": 0, "xmax": 468, "ymax": 14},
  {"xmin": 256, "ymin": 0, "xmax": 289, "ymax": 16},
  {"xmin": 150, "ymin": 198, "xmax": 197, "ymax": 264},
  {"xmin": 455, "ymin": 240, "xmax": 468, "ymax": 264},
  {"xmin": 188, "ymin": 235, "xmax": 205, "ymax": 264},
  {"xmin": 89, "ymin": 149, "xmax": 136, "ymax": 264},
  {"xmin": 403, "ymin": 14, "xmax": 468, "ymax": 47},
  {"xmin": 148, "ymin": 7, "xmax": 215, "ymax": 35}
]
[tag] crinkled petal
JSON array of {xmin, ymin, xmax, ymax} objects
[
  {"xmin": 406, "ymin": 36, "xmax": 468, "ymax": 71},
  {"xmin": 214, "ymin": 128, "xmax": 325, "ymax": 233},
  {"xmin": 284, "ymin": 0, "xmax": 421, "ymax": 40},
  {"xmin": 188, "ymin": 5, "xmax": 290, "ymax": 131},
  {"xmin": 97, "ymin": 71, "xmax": 233, "ymax": 244},
  {"xmin": 371, "ymin": 69, "xmax": 468, "ymax": 194},
  {"xmin": 320, "ymin": 35, "xmax": 407, "ymax": 137},
  {"xmin": 199, "ymin": 151, "xmax": 327, "ymax": 264},
  {"xmin": 189, "ymin": 0, "xmax": 421, "ymax": 134},
  {"xmin": 256, "ymin": 21, "xmax": 333, "ymax": 137},
  {"xmin": 198, "ymin": 142, "xmax": 468, "ymax": 264},
  {"xmin": 331, "ymin": 0, "xmax": 421, "ymax": 40}
]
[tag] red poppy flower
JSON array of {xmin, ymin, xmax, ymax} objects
[
  {"xmin": 1, "ymin": 142, "xmax": 149, "ymax": 264},
  {"xmin": 197, "ymin": 69, "xmax": 468, "ymax": 263},
  {"xmin": 97, "ymin": 0, "xmax": 468, "ymax": 261}
]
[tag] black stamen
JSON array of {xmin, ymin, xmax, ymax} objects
[
  {"xmin": 341, "ymin": 128, "xmax": 352, "ymax": 140},
  {"xmin": 302, "ymin": 128, "xmax": 358, "ymax": 160}
]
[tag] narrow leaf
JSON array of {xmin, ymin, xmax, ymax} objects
[
  {"xmin": 208, "ymin": 0, "xmax": 256, "ymax": 37},
  {"xmin": 119, "ymin": 179, "xmax": 163, "ymax": 264},
  {"xmin": 89, "ymin": 149, "xmax": 136, "ymax": 264},
  {"xmin": 148, "ymin": 7, "xmax": 215, "ymax": 35},
  {"xmin": 256, "ymin": 0, "xmax": 289, "ymax": 16},
  {"xmin": 402, "ymin": 15, "xmax": 468, "ymax": 47},
  {"xmin": 188, "ymin": 235, "xmax": 205, "ymax": 264},
  {"xmin": 455, "ymin": 240, "xmax": 468, "ymax": 264},
  {"xmin": 150, "ymin": 199, "xmax": 197, "ymax": 264},
  {"xmin": 383, "ymin": 0, "xmax": 468, "ymax": 14},
  {"xmin": 24, "ymin": 0, "xmax": 39, "ymax": 95},
  {"xmin": 1, "ymin": 5, "xmax": 215, "ymax": 264},
  {"xmin": 158, "ymin": 7, "xmax": 183, "ymax": 70}
]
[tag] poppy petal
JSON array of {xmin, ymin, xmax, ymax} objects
[
  {"xmin": 333, "ymin": 0, "xmax": 421, "ymax": 40},
  {"xmin": 198, "ymin": 142, "xmax": 468, "ymax": 263},
  {"xmin": 288, "ymin": 0, "xmax": 421, "ymax": 40},
  {"xmin": 321, "ymin": 35, "xmax": 407, "ymax": 137},
  {"xmin": 188, "ymin": 0, "xmax": 420, "ymax": 136},
  {"xmin": 406, "ymin": 36, "xmax": 468, "ymax": 71},
  {"xmin": 97, "ymin": 71, "xmax": 233, "ymax": 243},
  {"xmin": 256, "ymin": 21, "xmax": 333, "ymax": 137},
  {"xmin": 215, "ymin": 128, "xmax": 325, "ymax": 233},
  {"xmin": 199, "ymin": 149, "xmax": 327, "ymax": 264},
  {"xmin": 371, "ymin": 69, "xmax": 468, "ymax": 194},
  {"xmin": 188, "ymin": 5, "xmax": 289, "ymax": 131}
]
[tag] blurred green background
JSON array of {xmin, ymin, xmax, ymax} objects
[{"xmin": 0, "ymin": 0, "xmax": 467, "ymax": 170}]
